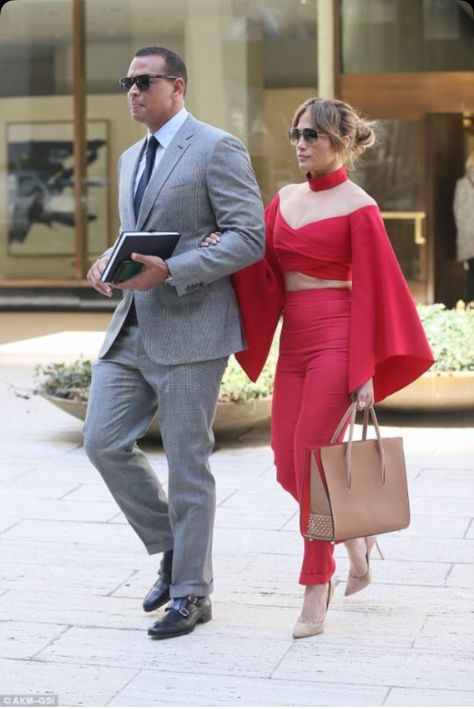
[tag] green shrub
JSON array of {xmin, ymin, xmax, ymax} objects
[
  {"xmin": 34, "ymin": 359, "xmax": 92, "ymax": 402},
  {"xmin": 417, "ymin": 301, "xmax": 474, "ymax": 373}
]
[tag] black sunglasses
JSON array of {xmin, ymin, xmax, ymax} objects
[
  {"xmin": 119, "ymin": 74, "xmax": 178, "ymax": 92},
  {"xmin": 288, "ymin": 127, "xmax": 324, "ymax": 145}
]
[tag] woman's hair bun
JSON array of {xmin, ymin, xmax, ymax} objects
[{"xmin": 353, "ymin": 118, "xmax": 376, "ymax": 155}]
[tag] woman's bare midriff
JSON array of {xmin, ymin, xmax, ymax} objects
[{"xmin": 285, "ymin": 271, "xmax": 352, "ymax": 291}]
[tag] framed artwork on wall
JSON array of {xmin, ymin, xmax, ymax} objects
[{"xmin": 7, "ymin": 120, "xmax": 109, "ymax": 256}]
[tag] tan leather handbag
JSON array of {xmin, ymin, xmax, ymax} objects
[{"xmin": 300, "ymin": 403, "xmax": 410, "ymax": 542}]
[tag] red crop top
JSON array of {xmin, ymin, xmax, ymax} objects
[
  {"xmin": 232, "ymin": 166, "xmax": 434, "ymax": 400},
  {"xmin": 270, "ymin": 166, "xmax": 352, "ymax": 281},
  {"xmin": 274, "ymin": 208, "xmax": 352, "ymax": 281}
]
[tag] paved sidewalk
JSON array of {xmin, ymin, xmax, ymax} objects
[{"xmin": 0, "ymin": 321, "xmax": 473, "ymax": 707}]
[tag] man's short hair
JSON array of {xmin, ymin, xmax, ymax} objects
[{"xmin": 134, "ymin": 47, "xmax": 188, "ymax": 88}]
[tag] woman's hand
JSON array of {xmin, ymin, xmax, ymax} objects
[
  {"xmin": 200, "ymin": 231, "xmax": 221, "ymax": 247},
  {"xmin": 353, "ymin": 378, "xmax": 374, "ymax": 410}
]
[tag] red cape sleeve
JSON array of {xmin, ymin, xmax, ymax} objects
[
  {"xmin": 349, "ymin": 205, "xmax": 434, "ymax": 402},
  {"xmin": 233, "ymin": 195, "xmax": 284, "ymax": 382}
]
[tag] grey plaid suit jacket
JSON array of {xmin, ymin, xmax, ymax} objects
[{"xmin": 99, "ymin": 114, "xmax": 265, "ymax": 364}]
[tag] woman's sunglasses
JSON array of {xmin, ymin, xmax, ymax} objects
[
  {"xmin": 288, "ymin": 128, "xmax": 324, "ymax": 145},
  {"xmin": 119, "ymin": 74, "xmax": 178, "ymax": 92}
]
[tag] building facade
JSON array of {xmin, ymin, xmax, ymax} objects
[{"xmin": 0, "ymin": 0, "xmax": 473, "ymax": 307}]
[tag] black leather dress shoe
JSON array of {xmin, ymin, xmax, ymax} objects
[
  {"xmin": 142, "ymin": 549, "xmax": 173, "ymax": 612},
  {"xmin": 147, "ymin": 595, "xmax": 212, "ymax": 639}
]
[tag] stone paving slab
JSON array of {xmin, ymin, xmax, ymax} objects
[
  {"xmin": 363, "ymin": 535, "xmax": 474, "ymax": 563},
  {"xmin": 1, "ymin": 476, "xmax": 87, "ymax": 501},
  {"xmin": 0, "ymin": 621, "xmax": 69, "ymax": 660},
  {"xmin": 397, "ymin": 513, "xmax": 471, "ymax": 538},
  {"xmin": 111, "ymin": 670, "xmax": 388, "ymax": 707},
  {"xmin": 0, "ymin": 562, "xmax": 137, "ymax": 597},
  {"xmin": 0, "ymin": 498, "xmax": 119, "ymax": 524},
  {"xmin": 60, "ymin": 482, "xmax": 130, "ymax": 503},
  {"xmin": 385, "ymin": 687, "xmax": 474, "ymax": 706},
  {"xmin": 407, "ymin": 494, "xmax": 474, "ymax": 517},
  {"xmin": 0, "ymin": 465, "xmax": 38, "ymax": 482},
  {"xmin": 1, "ymin": 520, "xmax": 145, "ymax": 550},
  {"xmin": 445, "ymin": 563, "xmax": 474, "ymax": 587},
  {"xmin": 272, "ymin": 643, "xmax": 474, "ymax": 691},
  {"xmin": 340, "ymin": 584, "xmax": 473, "ymax": 613},
  {"xmin": 0, "ymin": 590, "xmax": 151, "ymax": 631},
  {"xmin": 0, "ymin": 540, "xmax": 159, "ymax": 570},
  {"xmin": 407, "ymin": 454, "xmax": 474, "ymax": 470},
  {"xmin": 35, "ymin": 625, "xmax": 294, "ymax": 680},
  {"xmin": 413, "ymin": 612, "xmax": 474, "ymax": 656},
  {"xmin": 0, "ymin": 519, "xmax": 22, "ymax": 534},
  {"xmin": 1, "ymin": 658, "xmax": 139, "ymax": 707},
  {"xmin": 410, "ymin": 468, "xmax": 474, "ymax": 497}
]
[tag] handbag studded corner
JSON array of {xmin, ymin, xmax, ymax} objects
[{"xmin": 307, "ymin": 513, "xmax": 334, "ymax": 540}]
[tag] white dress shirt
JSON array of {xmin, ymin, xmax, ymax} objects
[{"xmin": 134, "ymin": 107, "xmax": 189, "ymax": 194}]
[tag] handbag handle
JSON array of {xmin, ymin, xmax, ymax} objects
[{"xmin": 330, "ymin": 403, "xmax": 386, "ymax": 488}]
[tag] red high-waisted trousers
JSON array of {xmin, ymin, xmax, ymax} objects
[{"xmin": 271, "ymin": 289, "xmax": 352, "ymax": 585}]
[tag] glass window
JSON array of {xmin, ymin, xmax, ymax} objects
[
  {"xmin": 352, "ymin": 119, "xmax": 423, "ymax": 210},
  {"xmin": 352, "ymin": 119, "xmax": 428, "ymax": 301},
  {"xmin": 84, "ymin": 0, "xmax": 317, "ymax": 219},
  {"xmin": 341, "ymin": 0, "xmax": 474, "ymax": 73},
  {"xmin": 0, "ymin": 0, "xmax": 75, "ymax": 281}
]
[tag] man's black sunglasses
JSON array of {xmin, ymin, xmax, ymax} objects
[
  {"xmin": 288, "ymin": 127, "xmax": 324, "ymax": 145},
  {"xmin": 119, "ymin": 74, "xmax": 178, "ymax": 92}
]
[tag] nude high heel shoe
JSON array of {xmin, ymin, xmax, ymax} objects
[
  {"xmin": 292, "ymin": 581, "xmax": 335, "ymax": 639},
  {"xmin": 344, "ymin": 536, "xmax": 384, "ymax": 597}
]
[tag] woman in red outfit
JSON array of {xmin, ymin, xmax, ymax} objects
[{"xmin": 205, "ymin": 98, "xmax": 433, "ymax": 639}]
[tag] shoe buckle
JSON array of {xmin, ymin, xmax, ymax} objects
[
  {"xmin": 179, "ymin": 607, "xmax": 190, "ymax": 617},
  {"xmin": 187, "ymin": 594, "xmax": 198, "ymax": 605}
]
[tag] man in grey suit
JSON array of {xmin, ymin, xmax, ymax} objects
[{"xmin": 85, "ymin": 46, "xmax": 264, "ymax": 640}]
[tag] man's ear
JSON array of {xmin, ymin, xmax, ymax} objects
[{"xmin": 174, "ymin": 78, "xmax": 186, "ymax": 97}]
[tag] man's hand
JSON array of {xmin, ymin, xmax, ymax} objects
[
  {"xmin": 113, "ymin": 253, "xmax": 170, "ymax": 291},
  {"xmin": 87, "ymin": 255, "xmax": 112, "ymax": 297}
]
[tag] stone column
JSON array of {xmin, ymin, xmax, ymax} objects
[
  {"xmin": 317, "ymin": 0, "xmax": 336, "ymax": 98},
  {"xmin": 184, "ymin": 0, "xmax": 228, "ymax": 129}
]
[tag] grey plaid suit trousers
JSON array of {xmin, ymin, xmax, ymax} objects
[{"xmin": 84, "ymin": 316, "xmax": 228, "ymax": 597}]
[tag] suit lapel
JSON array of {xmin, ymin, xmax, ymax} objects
[
  {"xmin": 136, "ymin": 117, "xmax": 195, "ymax": 229},
  {"xmin": 120, "ymin": 140, "xmax": 146, "ymax": 228}
]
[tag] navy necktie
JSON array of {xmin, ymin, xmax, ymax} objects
[{"xmin": 134, "ymin": 135, "xmax": 159, "ymax": 219}]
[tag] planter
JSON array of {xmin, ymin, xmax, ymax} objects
[
  {"xmin": 42, "ymin": 368, "xmax": 474, "ymax": 424},
  {"xmin": 377, "ymin": 372, "xmax": 474, "ymax": 411},
  {"xmin": 42, "ymin": 394, "xmax": 271, "ymax": 437}
]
